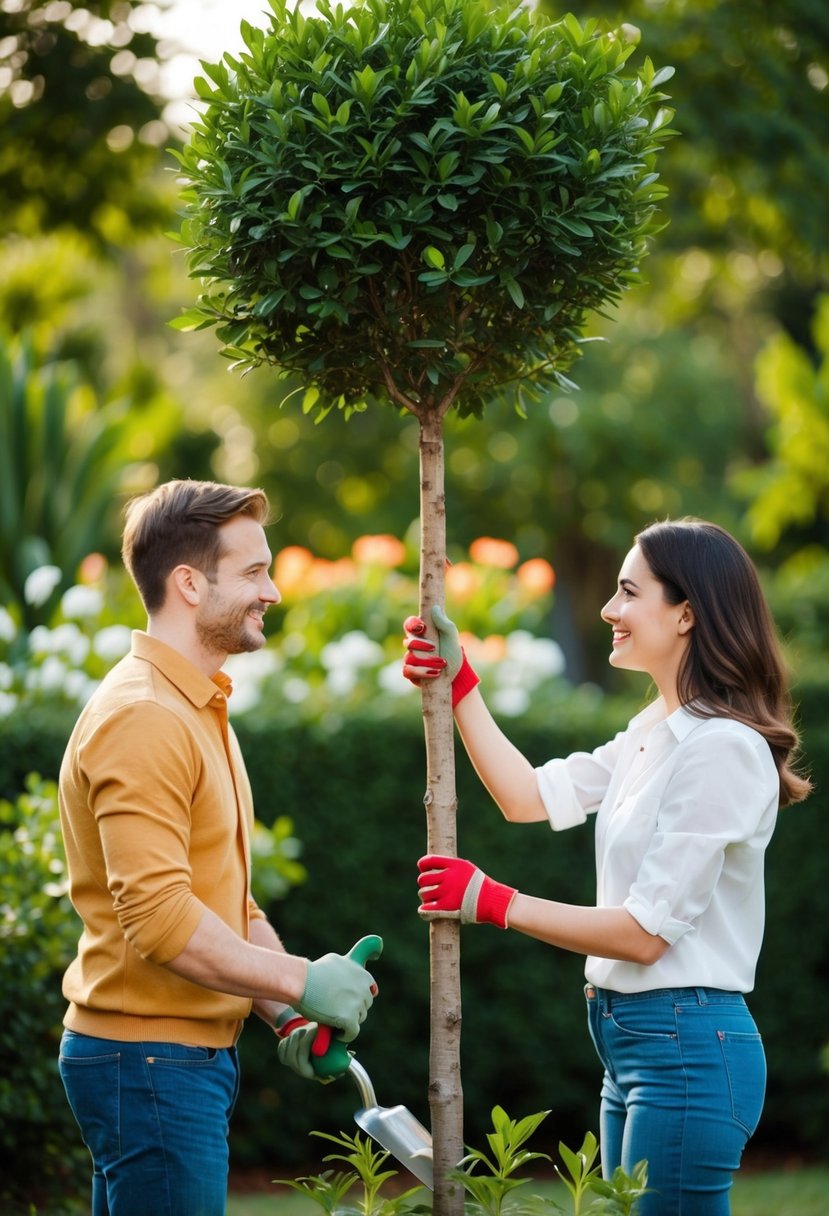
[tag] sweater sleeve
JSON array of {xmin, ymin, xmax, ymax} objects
[{"xmin": 78, "ymin": 702, "xmax": 207, "ymax": 964}]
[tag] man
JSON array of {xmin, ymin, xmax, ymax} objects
[{"xmin": 57, "ymin": 479, "xmax": 380, "ymax": 1216}]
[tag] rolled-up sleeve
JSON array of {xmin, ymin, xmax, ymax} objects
[{"xmin": 535, "ymin": 735, "xmax": 623, "ymax": 831}]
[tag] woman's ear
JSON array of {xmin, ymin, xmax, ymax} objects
[{"xmin": 678, "ymin": 601, "xmax": 695, "ymax": 635}]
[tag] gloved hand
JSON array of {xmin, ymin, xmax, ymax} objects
[
  {"xmin": 417, "ymin": 855, "xmax": 517, "ymax": 929},
  {"xmin": 402, "ymin": 606, "xmax": 480, "ymax": 707},
  {"xmin": 274, "ymin": 1008, "xmax": 332, "ymax": 1082},
  {"xmin": 296, "ymin": 935, "xmax": 382, "ymax": 1042}
]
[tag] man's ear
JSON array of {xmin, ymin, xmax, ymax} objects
[
  {"xmin": 678, "ymin": 601, "xmax": 695, "ymax": 636},
  {"xmin": 169, "ymin": 564, "xmax": 203, "ymax": 607}
]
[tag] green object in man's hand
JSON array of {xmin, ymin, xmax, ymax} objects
[{"xmin": 297, "ymin": 935, "xmax": 382, "ymax": 1042}]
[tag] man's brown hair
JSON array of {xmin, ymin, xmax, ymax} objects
[{"xmin": 122, "ymin": 479, "xmax": 270, "ymax": 613}]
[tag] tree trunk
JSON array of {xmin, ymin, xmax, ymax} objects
[{"xmin": 418, "ymin": 410, "xmax": 464, "ymax": 1216}]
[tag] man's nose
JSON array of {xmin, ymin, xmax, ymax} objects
[{"xmin": 262, "ymin": 577, "xmax": 281, "ymax": 605}]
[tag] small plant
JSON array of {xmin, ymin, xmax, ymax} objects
[
  {"xmin": 452, "ymin": 1106, "xmax": 551, "ymax": 1216},
  {"xmin": 549, "ymin": 1130, "xmax": 648, "ymax": 1215},
  {"xmin": 451, "ymin": 1108, "xmax": 648, "ymax": 1216},
  {"xmin": 275, "ymin": 1110, "xmax": 649, "ymax": 1216},
  {"xmin": 275, "ymin": 1129, "xmax": 427, "ymax": 1216}
]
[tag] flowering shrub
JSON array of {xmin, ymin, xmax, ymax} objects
[{"xmin": 1, "ymin": 535, "xmax": 566, "ymax": 723}]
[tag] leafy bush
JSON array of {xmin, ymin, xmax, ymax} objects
[
  {"xmin": 0, "ymin": 775, "xmax": 88, "ymax": 1214},
  {"xmin": 172, "ymin": 0, "xmax": 675, "ymax": 418}
]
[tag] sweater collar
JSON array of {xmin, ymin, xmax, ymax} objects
[{"xmin": 131, "ymin": 631, "xmax": 233, "ymax": 708}]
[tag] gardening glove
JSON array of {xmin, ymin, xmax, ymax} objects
[
  {"xmin": 402, "ymin": 605, "xmax": 480, "ymax": 707},
  {"xmin": 417, "ymin": 855, "xmax": 517, "ymax": 929},
  {"xmin": 274, "ymin": 1009, "xmax": 334, "ymax": 1082},
  {"xmin": 296, "ymin": 934, "xmax": 382, "ymax": 1042}
]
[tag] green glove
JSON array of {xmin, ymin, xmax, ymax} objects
[
  {"xmin": 430, "ymin": 605, "xmax": 464, "ymax": 680},
  {"xmin": 276, "ymin": 1019, "xmax": 335, "ymax": 1082},
  {"xmin": 297, "ymin": 935, "xmax": 382, "ymax": 1042}
]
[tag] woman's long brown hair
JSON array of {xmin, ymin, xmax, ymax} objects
[{"xmin": 636, "ymin": 519, "xmax": 812, "ymax": 807}]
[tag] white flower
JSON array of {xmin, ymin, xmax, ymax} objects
[
  {"xmin": 92, "ymin": 625, "xmax": 133, "ymax": 662},
  {"xmin": 0, "ymin": 607, "xmax": 16, "ymax": 643},
  {"xmin": 23, "ymin": 565, "xmax": 62, "ymax": 607},
  {"xmin": 0, "ymin": 690, "xmax": 18, "ymax": 717},
  {"xmin": 34, "ymin": 655, "xmax": 69, "ymax": 691},
  {"xmin": 0, "ymin": 663, "xmax": 13, "ymax": 691},
  {"xmin": 491, "ymin": 687, "xmax": 530, "ymax": 717},
  {"xmin": 48, "ymin": 623, "xmax": 90, "ymax": 666},
  {"xmin": 325, "ymin": 667, "xmax": 358, "ymax": 696},
  {"xmin": 495, "ymin": 632, "xmax": 566, "ymax": 690},
  {"xmin": 281, "ymin": 677, "xmax": 310, "ymax": 704},
  {"xmin": 377, "ymin": 660, "xmax": 416, "ymax": 696},
  {"xmin": 61, "ymin": 584, "xmax": 104, "ymax": 620},
  {"xmin": 320, "ymin": 631, "xmax": 384, "ymax": 670},
  {"xmin": 224, "ymin": 650, "xmax": 282, "ymax": 716}
]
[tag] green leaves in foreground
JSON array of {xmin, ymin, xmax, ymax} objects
[{"xmin": 172, "ymin": 0, "xmax": 676, "ymax": 420}]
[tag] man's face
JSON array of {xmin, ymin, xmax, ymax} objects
[{"xmin": 195, "ymin": 515, "xmax": 280, "ymax": 657}]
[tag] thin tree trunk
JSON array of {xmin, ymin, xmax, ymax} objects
[{"xmin": 418, "ymin": 410, "xmax": 464, "ymax": 1216}]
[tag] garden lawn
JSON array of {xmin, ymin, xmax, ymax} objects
[{"xmin": 226, "ymin": 1166, "xmax": 829, "ymax": 1216}]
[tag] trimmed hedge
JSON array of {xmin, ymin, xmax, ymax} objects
[{"xmin": 1, "ymin": 684, "xmax": 826, "ymax": 1192}]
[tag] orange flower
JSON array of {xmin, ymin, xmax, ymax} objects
[
  {"xmin": 445, "ymin": 561, "xmax": 483, "ymax": 600},
  {"xmin": 517, "ymin": 558, "xmax": 556, "ymax": 595},
  {"xmin": 465, "ymin": 633, "xmax": 507, "ymax": 663},
  {"xmin": 469, "ymin": 537, "xmax": 519, "ymax": 569},
  {"xmin": 352, "ymin": 534, "xmax": 407, "ymax": 568},
  {"xmin": 79, "ymin": 553, "xmax": 108, "ymax": 584},
  {"xmin": 311, "ymin": 557, "xmax": 357, "ymax": 591},
  {"xmin": 274, "ymin": 546, "xmax": 315, "ymax": 594}
]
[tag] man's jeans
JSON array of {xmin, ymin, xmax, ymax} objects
[
  {"xmin": 586, "ymin": 986, "xmax": 766, "ymax": 1216},
  {"xmin": 59, "ymin": 1031, "xmax": 240, "ymax": 1216}
]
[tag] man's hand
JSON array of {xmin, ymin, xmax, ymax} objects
[
  {"xmin": 417, "ymin": 855, "xmax": 517, "ymax": 928},
  {"xmin": 402, "ymin": 606, "xmax": 480, "ymax": 707},
  {"xmin": 296, "ymin": 935, "xmax": 382, "ymax": 1042},
  {"xmin": 274, "ymin": 1010, "xmax": 334, "ymax": 1082}
]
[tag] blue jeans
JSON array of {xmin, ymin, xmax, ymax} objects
[
  {"xmin": 59, "ymin": 1031, "xmax": 240, "ymax": 1216},
  {"xmin": 585, "ymin": 986, "xmax": 766, "ymax": 1216}
]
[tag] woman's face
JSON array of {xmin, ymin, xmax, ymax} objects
[{"xmin": 600, "ymin": 544, "xmax": 694, "ymax": 702}]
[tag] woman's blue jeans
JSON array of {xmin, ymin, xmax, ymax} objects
[
  {"xmin": 59, "ymin": 1030, "xmax": 240, "ymax": 1216},
  {"xmin": 585, "ymin": 986, "xmax": 766, "ymax": 1216}
]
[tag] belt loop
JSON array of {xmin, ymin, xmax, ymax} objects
[{"xmin": 695, "ymin": 987, "xmax": 708, "ymax": 1006}]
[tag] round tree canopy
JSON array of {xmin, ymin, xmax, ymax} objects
[{"xmin": 173, "ymin": 0, "xmax": 675, "ymax": 420}]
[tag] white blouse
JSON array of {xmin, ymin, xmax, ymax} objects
[{"xmin": 534, "ymin": 698, "xmax": 780, "ymax": 993}]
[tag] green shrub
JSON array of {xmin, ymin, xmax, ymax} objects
[{"xmin": 0, "ymin": 774, "xmax": 89, "ymax": 1214}]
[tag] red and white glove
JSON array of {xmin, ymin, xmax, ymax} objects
[
  {"xmin": 402, "ymin": 606, "xmax": 480, "ymax": 708},
  {"xmin": 417, "ymin": 855, "xmax": 517, "ymax": 929}
]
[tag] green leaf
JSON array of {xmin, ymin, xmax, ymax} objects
[
  {"xmin": 423, "ymin": 245, "xmax": 446, "ymax": 270},
  {"xmin": 505, "ymin": 278, "xmax": 525, "ymax": 308}
]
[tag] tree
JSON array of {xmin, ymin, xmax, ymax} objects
[
  {"xmin": 172, "ymin": 0, "xmax": 675, "ymax": 1205},
  {"xmin": 0, "ymin": 0, "xmax": 171, "ymax": 248}
]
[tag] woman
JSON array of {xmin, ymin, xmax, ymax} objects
[{"xmin": 403, "ymin": 519, "xmax": 810, "ymax": 1216}]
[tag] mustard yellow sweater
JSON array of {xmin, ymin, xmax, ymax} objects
[{"xmin": 59, "ymin": 632, "xmax": 266, "ymax": 1047}]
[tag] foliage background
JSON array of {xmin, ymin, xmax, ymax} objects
[{"xmin": 1, "ymin": 0, "xmax": 828, "ymax": 1210}]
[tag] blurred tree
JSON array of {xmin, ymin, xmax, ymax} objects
[
  {"xmin": 734, "ymin": 293, "xmax": 829, "ymax": 554},
  {"xmin": 567, "ymin": 0, "xmax": 829, "ymax": 269},
  {"xmin": 0, "ymin": 0, "xmax": 172, "ymax": 249}
]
